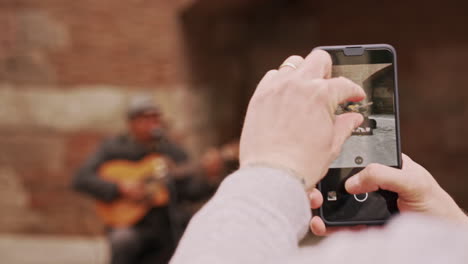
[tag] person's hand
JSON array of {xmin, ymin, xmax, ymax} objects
[
  {"xmin": 220, "ymin": 141, "xmax": 239, "ymax": 162},
  {"xmin": 239, "ymin": 50, "xmax": 366, "ymax": 188},
  {"xmin": 201, "ymin": 148, "xmax": 224, "ymax": 182},
  {"xmin": 309, "ymin": 154, "xmax": 468, "ymax": 236},
  {"xmin": 119, "ymin": 183, "xmax": 146, "ymax": 202}
]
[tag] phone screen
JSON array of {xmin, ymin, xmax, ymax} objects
[{"xmin": 319, "ymin": 46, "xmax": 401, "ymax": 225}]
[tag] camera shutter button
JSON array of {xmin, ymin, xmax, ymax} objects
[{"xmin": 354, "ymin": 193, "xmax": 368, "ymax": 202}]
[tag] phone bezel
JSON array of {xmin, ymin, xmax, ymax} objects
[{"xmin": 316, "ymin": 44, "xmax": 402, "ymax": 226}]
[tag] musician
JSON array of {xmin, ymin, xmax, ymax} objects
[{"xmin": 73, "ymin": 96, "xmax": 221, "ymax": 264}]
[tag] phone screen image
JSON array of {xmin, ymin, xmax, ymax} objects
[
  {"xmin": 331, "ymin": 63, "xmax": 398, "ymax": 168},
  {"xmin": 319, "ymin": 46, "xmax": 401, "ymax": 225}
]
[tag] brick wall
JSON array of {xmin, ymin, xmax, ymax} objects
[{"xmin": 0, "ymin": 0, "xmax": 213, "ymax": 235}]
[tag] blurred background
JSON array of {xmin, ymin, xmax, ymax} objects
[{"xmin": 1, "ymin": 0, "xmax": 468, "ymax": 263}]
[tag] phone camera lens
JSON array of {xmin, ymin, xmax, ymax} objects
[{"xmin": 355, "ymin": 156, "xmax": 363, "ymax": 165}]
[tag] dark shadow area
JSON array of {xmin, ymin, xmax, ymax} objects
[
  {"xmin": 180, "ymin": 0, "xmax": 468, "ymax": 210},
  {"xmin": 180, "ymin": 0, "xmax": 319, "ymax": 144}
]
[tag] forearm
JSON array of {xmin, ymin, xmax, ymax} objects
[
  {"xmin": 72, "ymin": 141, "xmax": 122, "ymax": 202},
  {"xmin": 170, "ymin": 167, "xmax": 311, "ymax": 264},
  {"xmin": 72, "ymin": 169, "xmax": 120, "ymax": 202}
]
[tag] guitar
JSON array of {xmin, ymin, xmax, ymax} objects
[{"xmin": 96, "ymin": 154, "xmax": 171, "ymax": 228}]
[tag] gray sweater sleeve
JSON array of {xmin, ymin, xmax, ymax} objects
[
  {"xmin": 290, "ymin": 214, "xmax": 468, "ymax": 264},
  {"xmin": 171, "ymin": 167, "xmax": 468, "ymax": 264},
  {"xmin": 170, "ymin": 167, "xmax": 311, "ymax": 264}
]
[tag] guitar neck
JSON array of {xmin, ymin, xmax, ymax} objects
[{"xmin": 171, "ymin": 162, "xmax": 201, "ymax": 180}]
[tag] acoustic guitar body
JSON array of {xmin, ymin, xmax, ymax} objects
[{"xmin": 96, "ymin": 154, "xmax": 170, "ymax": 228}]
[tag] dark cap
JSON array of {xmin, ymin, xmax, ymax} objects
[{"xmin": 127, "ymin": 95, "xmax": 161, "ymax": 119}]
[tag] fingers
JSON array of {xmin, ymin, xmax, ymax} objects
[
  {"xmin": 252, "ymin": 69, "xmax": 278, "ymax": 96},
  {"xmin": 331, "ymin": 113, "xmax": 364, "ymax": 158},
  {"xmin": 310, "ymin": 216, "xmax": 328, "ymax": 236},
  {"xmin": 299, "ymin": 49, "xmax": 332, "ymax": 79},
  {"xmin": 345, "ymin": 163, "xmax": 409, "ymax": 195},
  {"xmin": 310, "ymin": 217, "xmax": 359, "ymax": 236},
  {"xmin": 278, "ymin": 55, "xmax": 304, "ymax": 74},
  {"xmin": 254, "ymin": 55, "xmax": 304, "ymax": 95},
  {"xmin": 257, "ymin": 69, "xmax": 278, "ymax": 87},
  {"xmin": 308, "ymin": 188, "xmax": 323, "ymax": 209},
  {"xmin": 401, "ymin": 153, "xmax": 414, "ymax": 167},
  {"xmin": 308, "ymin": 189, "xmax": 327, "ymax": 236},
  {"xmin": 327, "ymin": 77, "xmax": 366, "ymax": 107}
]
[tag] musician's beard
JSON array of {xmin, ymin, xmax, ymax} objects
[{"xmin": 151, "ymin": 128, "xmax": 165, "ymax": 142}]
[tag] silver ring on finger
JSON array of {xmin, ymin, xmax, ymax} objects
[{"xmin": 279, "ymin": 62, "xmax": 298, "ymax": 70}]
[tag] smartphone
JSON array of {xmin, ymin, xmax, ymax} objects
[{"xmin": 317, "ymin": 44, "xmax": 402, "ymax": 226}]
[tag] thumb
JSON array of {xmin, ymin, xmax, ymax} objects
[
  {"xmin": 332, "ymin": 113, "xmax": 363, "ymax": 155},
  {"xmin": 345, "ymin": 163, "xmax": 408, "ymax": 195}
]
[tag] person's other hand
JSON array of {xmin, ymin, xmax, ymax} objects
[
  {"xmin": 201, "ymin": 148, "xmax": 224, "ymax": 182},
  {"xmin": 220, "ymin": 141, "xmax": 239, "ymax": 162},
  {"xmin": 310, "ymin": 154, "xmax": 468, "ymax": 236},
  {"xmin": 119, "ymin": 183, "xmax": 146, "ymax": 202},
  {"xmin": 239, "ymin": 50, "xmax": 366, "ymax": 188}
]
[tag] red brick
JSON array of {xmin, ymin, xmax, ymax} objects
[
  {"xmin": 0, "ymin": 131, "xmax": 65, "ymax": 172},
  {"xmin": 64, "ymin": 132, "xmax": 107, "ymax": 170}
]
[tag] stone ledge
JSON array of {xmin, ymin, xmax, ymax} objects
[
  {"xmin": 0, "ymin": 84, "xmax": 127, "ymax": 133},
  {"xmin": 0, "ymin": 234, "xmax": 108, "ymax": 264}
]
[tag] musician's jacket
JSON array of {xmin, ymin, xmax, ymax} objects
[{"xmin": 72, "ymin": 133, "xmax": 215, "ymax": 242}]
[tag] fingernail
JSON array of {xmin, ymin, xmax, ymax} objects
[{"xmin": 309, "ymin": 192, "xmax": 315, "ymax": 200}]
